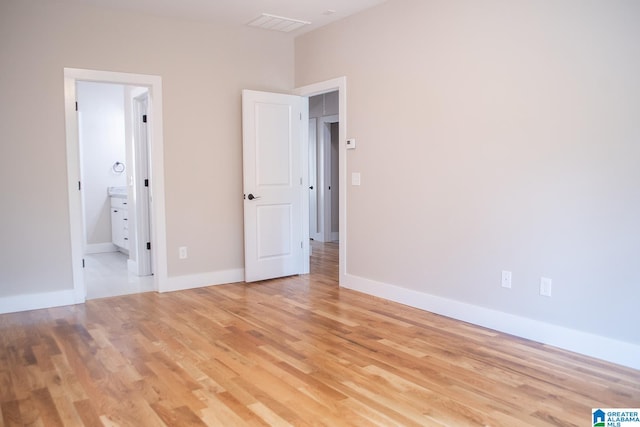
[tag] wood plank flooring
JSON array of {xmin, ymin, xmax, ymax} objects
[{"xmin": 1, "ymin": 241, "xmax": 638, "ymax": 426}]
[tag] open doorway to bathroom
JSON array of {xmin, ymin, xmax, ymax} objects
[{"xmin": 76, "ymin": 81, "xmax": 153, "ymax": 299}]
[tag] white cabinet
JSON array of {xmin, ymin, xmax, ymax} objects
[{"xmin": 110, "ymin": 197, "xmax": 129, "ymax": 250}]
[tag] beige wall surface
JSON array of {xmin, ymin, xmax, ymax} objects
[
  {"xmin": 296, "ymin": 0, "xmax": 640, "ymax": 344},
  {"xmin": 0, "ymin": 0, "xmax": 293, "ymax": 297}
]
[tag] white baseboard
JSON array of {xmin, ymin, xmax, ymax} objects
[
  {"xmin": 160, "ymin": 268, "xmax": 245, "ymax": 293},
  {"xmin": 85, "ymin": 243, "xmax": 117, "ymax": 254},
  {"xmin": 0, "ymin": 289, "xmax": 78, "ymax": 314},
  {"xmin": 342, "ymin": 273, "xmax": 640, "ymax": 370},
  {"xmin": 127, "ymin": 259, "xmax": 138, "ymax": 274},
  {"xmin": 0, "ymin": 268, "xmax": 244, "ymax": 313}
]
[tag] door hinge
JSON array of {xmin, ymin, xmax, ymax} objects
[
  {"xmin": 147, "ymin": 242, "xmax": 151, "ymax": 250},
  {"xmin": 142, "ymin": 114, "xmax": 147, "ymax": 123},
  {"xmin": 300, "ymin": 112, "xmax": 302, "ymax": 120},
  {"xmin": 82, "ymin": 258, "xmax": 85, "ymax": 268},
  {"xmin": 144, "ymin": 178, "xmax": 149, "ymax": 187},
  {"xmin": 301, "ymin": 241, "xmax": 303, "ymax": 249},
  {"xmin": 78, "ymin": 181, "xmax": 81, "ymax": 191},
  {"xmin": 75, "ymin": 101, "xmax": 78, "ymax": 111}
]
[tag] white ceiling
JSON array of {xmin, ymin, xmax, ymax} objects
[{"xmin": 76, "ymin": 0, "xmax": 388, "ymax": 36}]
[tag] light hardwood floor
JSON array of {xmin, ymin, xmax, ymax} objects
[{"xmin": 1, "ymin": 241, "xmax": 638, "ymax": 426}]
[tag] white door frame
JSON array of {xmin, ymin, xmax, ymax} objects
[
  {"xmin": 295, "ymin": 77, "xmax": 347, "ymax": 284},
  {"xmin": 64, "ymin": 68, "xmax": 167, "ymax": 302}
]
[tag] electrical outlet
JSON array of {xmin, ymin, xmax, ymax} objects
[
  {"xmin": 501, "ymin": 271, "xmax": 512, "ymax": 288},
  {"xmin": 179, "ymin": 246, "xmax": 188, "ymax": 259},
  {"xmin": 540, "ymin": 277, "xmax": 552, "ymax": 297}
]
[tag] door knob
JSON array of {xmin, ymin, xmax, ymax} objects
[
  {"xmin": 309, "ymin": 186, "xmax": 314, "ymax": 190},
  {"xmin": 247, "ymin": 194, "xmax": 260, "ymax": 200}
]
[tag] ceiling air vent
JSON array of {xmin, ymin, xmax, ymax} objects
[{"xmin": 247, "ymin": 13, "xmax": 311, "ymax": 33}]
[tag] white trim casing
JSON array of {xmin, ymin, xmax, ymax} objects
[
  {"xmin": 343, "ymin": 273, "xmax": 640, "ymax": 370},
  {"xmin": 64, "ymin": 68, "xmax": 168, "ymax": 300}
]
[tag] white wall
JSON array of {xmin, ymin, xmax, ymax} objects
[
  {"xmin": 0, "ymin": 0, "xmax": 293, "ymax": 299},
  {"xmin": 296, "ymin": 0, "xmax": 640, "ymax": 360},
  {"xmin": 77, "ymin": 81, "xmax": 126, "ymax": 249}
]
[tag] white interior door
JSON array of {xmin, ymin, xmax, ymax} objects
[
  {"xmin": 242, "ymin": 90, "xmax": 308, "ymax": 282},
  {"xmin": 309, "ymin": 118, "xmax": 322, "ymax": 241},
  {"xmin": 133, "ymin": 92, "xmax": 153, "ymax": 276}
]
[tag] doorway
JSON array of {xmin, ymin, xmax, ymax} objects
[
  {"xmin": 241, "ymin": 79, "xmax": 346, "ymax": 283},
  {"xmin": 297, "ymin": 77, "xmax": 346, "ymax": 284},
  {"xmin": 64, "ymin": 68, "xmax": 168, "ymax": 302},
  {"xmin": 76, "ymin": 81, "xmax": 153, "ymax": 299},
  {"xmin": 308, "ymin": 92, "xmax": 339, "ymax": 243}
]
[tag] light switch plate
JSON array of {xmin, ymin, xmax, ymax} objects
[
  {"xmin": 346, "ymin": 138, "xmax": 356, "ymax": 149},
  {"xmin": 501, "ymin": 270, "xmax": 512, "ymax": 288},
  {"xmin": 352, "ymin": 172, "xmax": 361, "ymax": 186},
  {"xmin": 540, "ymin": 277, "xmax": 552, "ymax": 297}
]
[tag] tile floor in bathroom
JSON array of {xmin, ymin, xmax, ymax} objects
[{"xmin": 84, "ymin": 251, "xmax": 154, "ymax": 299}]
